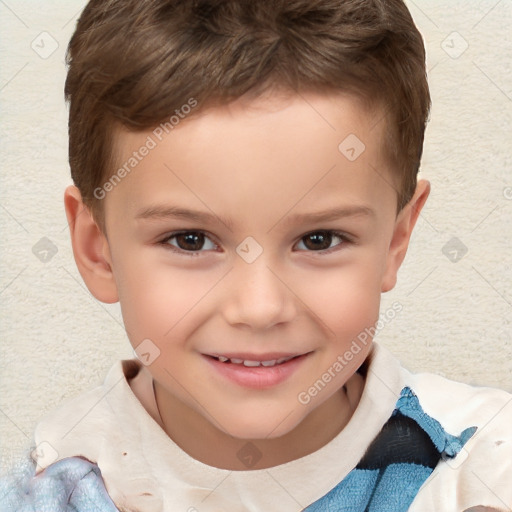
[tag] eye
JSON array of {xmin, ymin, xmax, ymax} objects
[
  {"xmin": 295, "ymin": 230, "xmax": 351, "ymax": 253},
  {"xmin": 160, "ymin": 231, "xmax": 218, "ymax": 255},
  {"xmin": 159, "ymin": 229, "xmax": 351, "ymax": 256}
]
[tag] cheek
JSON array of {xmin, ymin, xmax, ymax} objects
[
  {"xmin": 114, "ymin": 253, "xmax": 221, "ymax": 345},
  {"xmin": 295, "ymin": 259, "xmax": 382, "ymax": 339}
]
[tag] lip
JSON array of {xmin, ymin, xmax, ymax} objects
[
  {"xmin": 203, "ymin": 352, "xmax": 312, "ymax": 389},
  {"xmin": 205, "ymin": 352, "xmax": 300, "ymax": 361}
]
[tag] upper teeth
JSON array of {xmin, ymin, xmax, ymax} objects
[{"xmin": 214, "ymin": 355, "xmax": 295, "ymax": 367}]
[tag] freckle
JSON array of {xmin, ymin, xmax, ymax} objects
[
  {"xmin": 495, "ymin": 440, "xmax": 505, "ymax": 446},
  {"xmin": 123, "ymin": 452, "xmax": 128, "ymax": 456}
]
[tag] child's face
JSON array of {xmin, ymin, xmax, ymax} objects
[{"xmin": 85, "ymin": 92, "xmax": 427, "ymax": 441}]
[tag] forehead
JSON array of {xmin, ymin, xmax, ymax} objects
[{"xmin": 104, "ymin": 92, "xmax": 396, "ymax": 228}]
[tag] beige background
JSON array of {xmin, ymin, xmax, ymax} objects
[{"xmin": 1, "ymin": 0, "xmax": 511, "ymax": 473}]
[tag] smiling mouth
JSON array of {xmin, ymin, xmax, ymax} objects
[{"xmin": 206, "ymin": 354, "xmax": 304, "ymax": 367}]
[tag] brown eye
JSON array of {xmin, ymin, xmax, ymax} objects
[
  {"xmin": 296, "ymin": 231, "xmax": 349, "ymax": 252},
  {"xmin": 175, "ymin": 232, "xmax": 205, "ymax": 251},
  {"xmin": 302, "ymin": 231, "xmax": 333, "ymax": 250},
  {"xmin": 162, "ymin": 231, "xmax": 217, "ymax": 253}
]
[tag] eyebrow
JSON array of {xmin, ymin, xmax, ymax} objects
[
  {"xmin": 280, "ymin": 205, "xmax": 375, "ymax": 227},
  {"xmin": 135, "ymin": 205, "xmax": 235, "ymax": 230},
  {"xmin": 135, "ymin": 204, "xmax": 375, "ymax": 230}
]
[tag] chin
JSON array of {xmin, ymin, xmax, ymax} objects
[{"xmin": 219, "ymin": 409, "xmax": 305, "ymax": 441}]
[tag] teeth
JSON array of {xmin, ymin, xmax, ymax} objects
[{"xmin": 213, "ymin": 355, "xmax": 296, "ymax": 366}]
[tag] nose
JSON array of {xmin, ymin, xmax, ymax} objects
[{"xmin": 221, "ymin": 256, "xmax": 298, "ymax": 331}]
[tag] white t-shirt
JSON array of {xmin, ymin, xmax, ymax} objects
[{"xmin": 33, "ymin": 342, "xmax": 512, "ymax": 511}]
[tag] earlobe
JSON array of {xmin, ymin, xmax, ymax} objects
[
  {"xmin": 381, "ymin": 179, "xmax": 431, "ymax": 293},
  {"xmin": 64, "ymin": 185, "xmax": 119, "ymax": 304}
]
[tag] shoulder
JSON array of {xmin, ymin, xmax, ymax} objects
[
  {"xmin": 403, "ymin": 368, "xmax": 512, "ymax": 440},
  {"xmin": 0, "ymin": 455, "xmax": 119, "ymax": 512},
  {"xmin": 33, "ymin": 360, "xmax": 136, "ymax": 471},
  {"xmin": 402, "ymin": 367, "xmax": 512, "ymax": 511}
]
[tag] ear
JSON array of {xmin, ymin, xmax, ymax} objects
[
  {"xmin": 381, "ymin": 179, "xmax": 430, "ymax": 293},
  {"xmin": 64, "ymin": 185, "xmax": 119, "ymax": 303}
]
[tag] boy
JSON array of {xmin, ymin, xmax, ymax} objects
[{"xmin": 1, "ymin": 0, "xmax": 511, "ymax": 510}]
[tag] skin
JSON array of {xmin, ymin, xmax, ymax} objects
[{"xmin": 64, "ymin": 91, "xmax": 430, "ymax": 471}]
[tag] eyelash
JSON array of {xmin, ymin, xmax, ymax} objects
[{"xmin": 158, "ymin": 230, "xmax": 353, "ymax": 257}]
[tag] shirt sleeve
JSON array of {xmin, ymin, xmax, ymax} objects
[{"xmin": 0, "ymin": 454, "xmax": 120, "ymax": 512}]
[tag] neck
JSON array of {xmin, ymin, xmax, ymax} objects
[{"xmin": 153, "ymin": 373, "xmax": 364, "ymax": 470}]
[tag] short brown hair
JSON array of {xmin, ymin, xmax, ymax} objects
[{"xmin": 65, "ymin": 0, "xmax": 430, "ymax": 230}]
